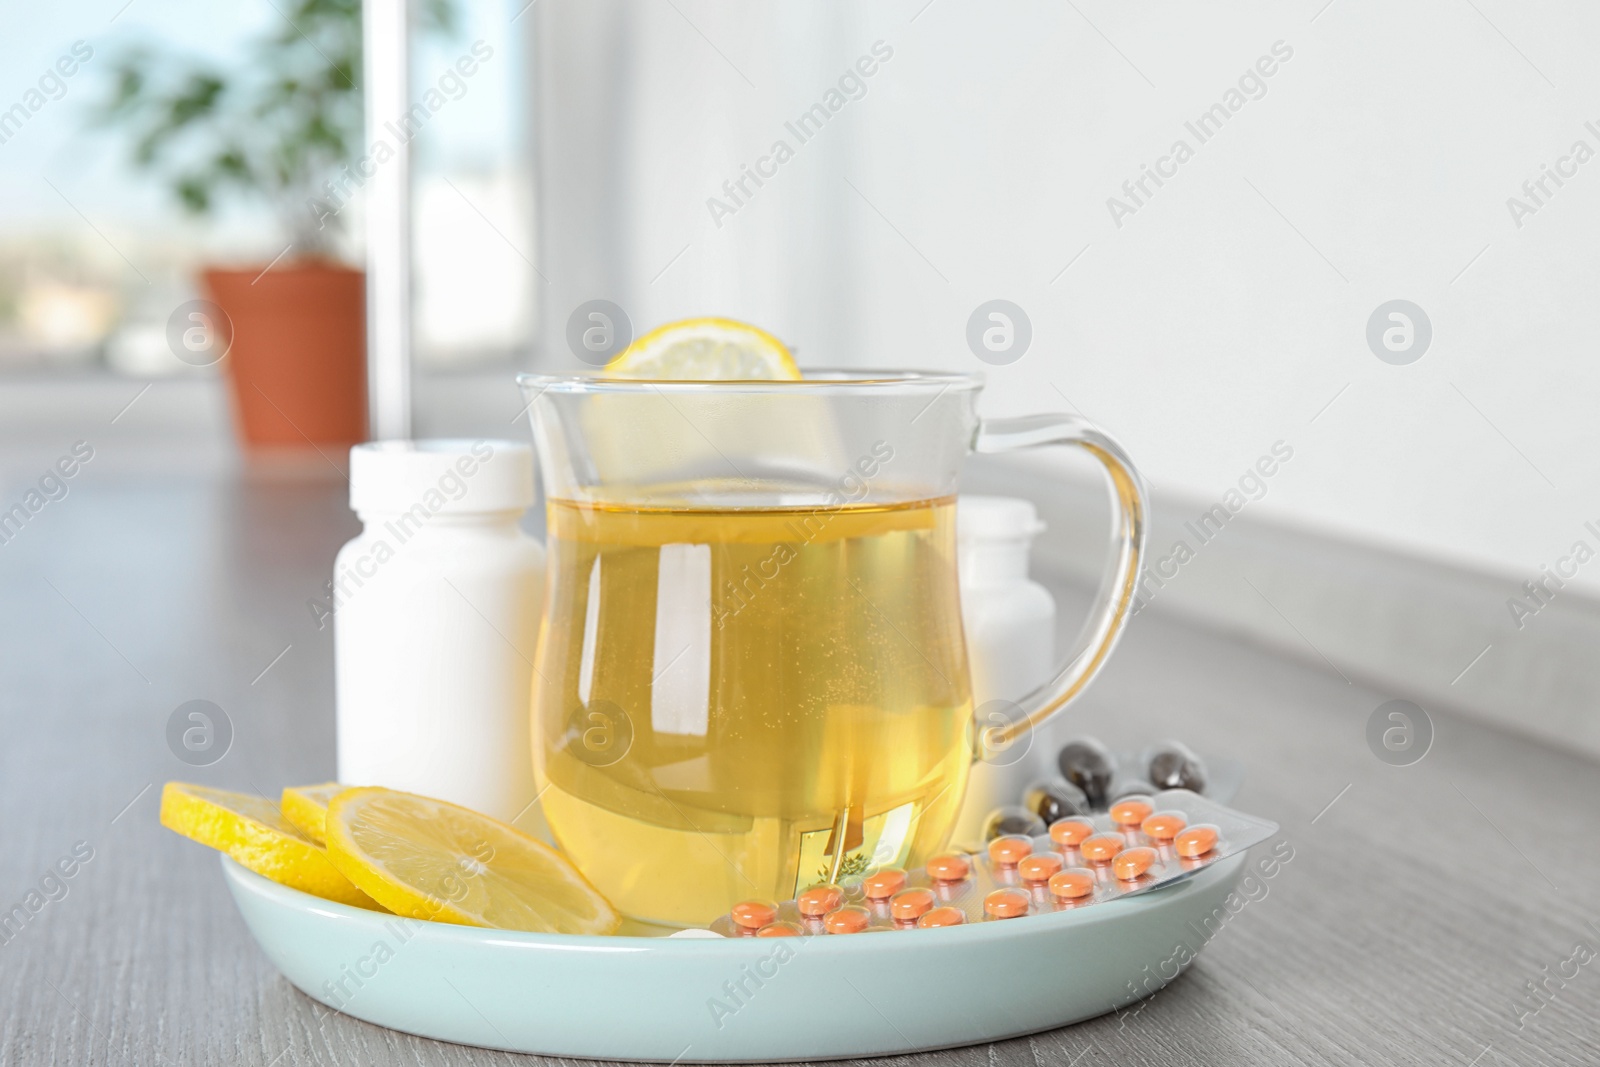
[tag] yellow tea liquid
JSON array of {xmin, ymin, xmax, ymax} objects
[{"xmin": 532, "ymin": 496, "xmax": 973, "ymax": 926}]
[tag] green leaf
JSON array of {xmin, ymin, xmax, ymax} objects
[{"xmin": 175, "ymin": 176, "xmax": 211, "ymax": 214}]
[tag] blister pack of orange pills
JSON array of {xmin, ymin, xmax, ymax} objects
[{"xmin": 709, "ymin": 789, "xmax": 1278, "ymax": 937}]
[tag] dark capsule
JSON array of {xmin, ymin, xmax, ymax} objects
[
  {"xmin": 1022, "ymin": 778, "xmax": 1090, "ymax": 824},
  {"xmin": 981, "ymin": 805, "xmax": 1047, "ymax": 842},
  {"xmin": 1146, "ymin": 740, "xmax": 1208, "ymax": 794},
  {"xmin": 1056, "ymin": 738, "xmax": 1115, "ymax": 807}
]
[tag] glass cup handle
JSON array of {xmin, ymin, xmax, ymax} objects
[{"xmin": 971, "ymin": 413, "xmax": 1148, "ymax": 754}]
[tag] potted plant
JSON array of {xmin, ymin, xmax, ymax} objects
[{"xmin": 93, "ymin": 0, "xmax": 451, "ymax": 449}]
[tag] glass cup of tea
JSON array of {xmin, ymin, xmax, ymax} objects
[{"xmin": 518, "ymin": 370, "xmax": 1146, "ymax": 925}]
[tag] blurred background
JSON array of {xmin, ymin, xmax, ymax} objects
[{"xmin": 3, "ymin": 0, "xmax": 1598, "ymax": 751}]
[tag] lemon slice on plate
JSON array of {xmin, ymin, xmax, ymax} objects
[
  {"xmin": 324, "ymin": 787, "xmax": 621, "ymax": 935},
  {"xmin": 605, "ymin": 316, "xmax": 800, "ymax": 380},
  {"xmin": 280, "ymin": 782, "xmax": 345, "ymax": 845},
  {"xmin": 160, "ymin": 782, "xmax": 382, "ymax": 910}
]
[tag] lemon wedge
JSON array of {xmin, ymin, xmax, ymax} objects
[
  {"xmin": 604, "ymin": 316, "xmax": 800, "ymax": 380},
  {"xmin": 160, "ymin": 782, "xmax": 381, "ymax": 910},
  {"xmin": 324, "ymin": 787, "xmax": 621, "ymax": 935},
  {"xmin": 280, "ymin": 782, "xmax": 345, "ymax": 845}
]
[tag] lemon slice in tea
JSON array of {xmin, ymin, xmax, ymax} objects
[
  {"xmin": 324, "ymin": 787, "xmax": 621, "ymax": 935},
  {"xmin": 604, "ymin": 316, "xmax": 799, "ymax": 380},
  {"xmin": 160, "ymin": 782, "xmax": 381, "ymax": 910},
  {"xmin": 280, "ymin": 782, "xmax": 345, "ymax": 845}
]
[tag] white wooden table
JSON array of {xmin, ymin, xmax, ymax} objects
[{"xmin": 1, "ymin": 473, "xmax": 1595, "ymax": 1065}]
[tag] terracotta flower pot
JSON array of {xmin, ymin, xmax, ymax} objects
[{"xmin": 204, "ymin": 262, "xmax": 367, "ymax": 450}]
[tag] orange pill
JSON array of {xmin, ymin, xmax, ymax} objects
[
  {"xmin": 984, "ymin": 888, "xmax": 1031, "ymax": 919},
  {"xmin": 1112, "ymin": 846, "xmax": 1157, "ymax": 881},
  {"xmin": 1047, "ymin": 868, "xmax": 1096, "ymax": 900},
  {"xmin": 1110, "ymin": 797, "xmax": 1154, "ymax": 826},
  {"xmin": 756, "ymin": 921, "xmax": 802, "ymax": 937},
  {"xmin": 987, "ymin": 835, "xmax": 1034, "ymax": 867},
  {"xmin": 1174, "ymin": 824, "xmax": 1220, "ymax": 858},
  {"xmin": 890, "ymin": 887, "xmax": 936, "ymax": 922},
  {"xmin": 730, "ymin": 900, "xmax": 777, "ymax": 931},
  {"xmin": 926, "ymin": 853, "xmax": 971, "ymax": 883},
  {"xmin": 823, "ymin": 906, "xmax": 871, "ymax": 934},
  {"xmin": 1018, "ymin": 852, "xmax": 1064, "ymax": 884},
  {"xmin": 916, "ymin": 905, "xmax": 967, "ymax": 928},
  {"xmin": 862, "ymin": 868, "xmax": 907, "ymax": 900},
  {"xmin": 1079, "ymin": 833, "xmax": 1125, "ymax": 864},
  {"xmin": 797, "ymin": 884, "xmax": 845, "ymax": 917},
  {"xmin": 1141, "ymin": 811, "xmax": 1187, "ymax": 841},
  {"xmin": 1048, "ymin": 819, "xmax": 1095, "ymax": 849}
]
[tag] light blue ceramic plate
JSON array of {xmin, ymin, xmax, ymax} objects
[
  {"xmin": 224, "ymin": 850, "xmax": 1248, "ymax": 1062},
  {"xmin": 225, "ymin": 758, "xmax": 1252, "ymax": 1061}
]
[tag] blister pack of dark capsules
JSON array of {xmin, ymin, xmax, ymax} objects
[{"xmin": 709, "ymin": 789, "xmax": 1279, "ymax": 937}]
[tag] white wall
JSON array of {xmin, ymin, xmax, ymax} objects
[{"xmin": 530, "ymin": 0, "xmax": 1600, "ymax": 598}]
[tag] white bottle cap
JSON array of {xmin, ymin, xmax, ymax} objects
[
  {"xmin": 350, "ymin": 439, "xmax": 534, "ymax": 516},
  {"xmin": 957, "ymin": 494, "xmax": 1046, "ymax": 542}
]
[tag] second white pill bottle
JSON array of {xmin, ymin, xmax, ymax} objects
[
  {"xmin": 951, "ymin": 494, "xmax": 1057, "ymax": 847},
  {"xmin": 334, "ymin": 439, "xmax": 545, "ymax": 828}
]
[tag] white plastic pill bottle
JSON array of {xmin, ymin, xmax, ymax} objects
[
  {"xmin": 951, "ymin": 494, "xmax": 1057, "ymax": 847},
  {"xmin": 334, "ymin": 439, "xmax": 545, "ymax": 828}
]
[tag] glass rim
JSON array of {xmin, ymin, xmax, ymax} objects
[{"xmin": 516, "ymin": 368, "xmax": 985, "ymax": 394}]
